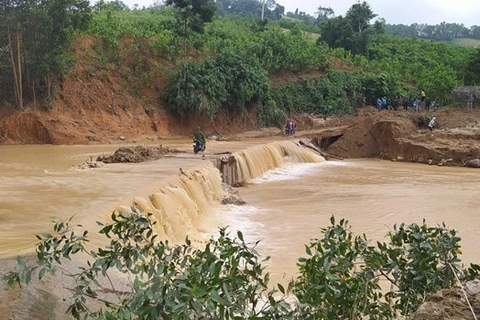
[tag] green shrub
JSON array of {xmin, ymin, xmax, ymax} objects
[
  {"xmin": 295, "ymin": 217, "xmax": 393, "ymax": 319},
  {"xmin": 269, "ymin": 71, "xmax": 363, "ymax": 116},
  {"xmin": 257, "ymin": 97, "xmax": 285, "ymax": 128},
  {"xmin": 295, "ymin": 217, "xmax": 480, "ymax": 318},
  {"xmin": 165, "ymin": 51, "xmax": 269, "ymax": 119}
]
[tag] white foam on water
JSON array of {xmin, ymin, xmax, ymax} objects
[
  {"xmin": 214, "ymin": 205, "xmax": 267, "ymax": 241},
  {"xmin": 250, "ymin": 162, "xmax": 325, "ymax": 184},
  {"xmin": 321, "ymin": 160, "xmax": 354, "ymax": 167}
]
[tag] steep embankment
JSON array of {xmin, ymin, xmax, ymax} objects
[
  {"xmin": 310, "ymin": 106, "xmax": 480, "ymax": 167},
  {"xmin": 0, "ymin": 35, "xmax": 324, "ymax": 145},
  {"xmin": 0, "ymin": 35, "xmax": 171, "ymax": 144}
]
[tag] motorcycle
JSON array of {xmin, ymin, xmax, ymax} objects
[{"xmin": 193, "ymin": 139, "xmax": 206, "ymax": 154}]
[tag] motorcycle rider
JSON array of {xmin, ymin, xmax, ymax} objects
[{"xmin": 193, "ymin": 126, "xmax": 206, "ymax": 153}]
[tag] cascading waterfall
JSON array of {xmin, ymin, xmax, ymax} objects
[
  {"xmin": 118, "ymin": 140, "xmax": 324, "ymax": 243},
  {"xmin": 116, "ymin": 164, "xmax": 225, "ymax": 243},
  {"xmin": 216, "ymin": 140, "xmax": 325, "ymax": 185}
]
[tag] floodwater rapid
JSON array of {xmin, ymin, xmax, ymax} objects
[{"xmin": 1, "ymin": 140, "xmax": 480, "ymax": 288}]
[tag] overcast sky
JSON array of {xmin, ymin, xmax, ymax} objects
[{"xmin": 121, "ymin": 0, "xmax": 480, "ymax": 27}]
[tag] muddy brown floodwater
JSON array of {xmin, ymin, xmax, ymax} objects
[
  {"xmin": 0, "ymin": 139, "xmax": 272, "ymax": 258},
  {"xmin": 221, "ymin": 159, "xmax": 480, "ymax": 285},
  {"xmin": 1, "ymin": 139, "xmax": 480, "ymax": 298}
]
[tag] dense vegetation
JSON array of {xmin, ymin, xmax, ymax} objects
[
  {"xmin": 7, "ymin": 211, "xmax": 480, "ymax": 319},
  {"xmin": 0, "ymin": 0, "xmax": 477, "ymax": 123}
]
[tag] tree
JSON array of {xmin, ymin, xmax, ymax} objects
[
  {"xmin": 165, "ymin": 0, "xmax": 216, "ymax": 108},
  {"xmin": 0, "ymin": 0, "xmax": 27, "ymax": 109},
  {"xmin": 93, "ymin": 0, "xmax": 129, "ymax": 11},
  {"xmin": 37, "ymin": 0, "xmax": 91, "ymax": 101},
  {"xmin": 419, "ymin": 64, "xmax": 458, "ymax": 104},
  {"xmin": 319, "ymin": 1, "xmax": 378, "ymax": 55},
  {"xmin": 319, "ymin": 16, "xmax": 355, "ymax": 52},
  {"xmin": 345, "ymin": 1, "xmax": 376, "ymax": 34},
  {"xmin": 315, "ymin": 6, "xmax": 334, "ymax": 23}
]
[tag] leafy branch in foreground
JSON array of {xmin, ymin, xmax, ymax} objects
[
  {"xmin": 295, "ymin": 217, "xmax": 480, "ymax": 319},
  {"xmin": 6, "ymin": 212, "xmax": 480, "ymax": 319},
  {"xmin": 6, "ymin": 209, "xmax": 293, "ymax": 319}
]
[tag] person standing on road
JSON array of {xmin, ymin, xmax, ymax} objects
[
  {"xmin": 421, "ymin": 89, "xmax": 426, "ymax": 101},
  {"xmin": 425, "ymin": 97, "xmax": 432, "ymax": 112},
  {"xmin": 402, "ymin": 97, "xmax": 410, "ymax": 111},
  {"xmin": 381, "ymin": 96, "xmax": 388, "ymax": 110},
  {"xmin": 413, "ymin": 98, "xmax": 419, "ymax": 112},
  {"xmin": 467, "ymin": 93, "xmax": 474, "ymax": 111},
  {"xmin": 428, "ymin": 117, "xmax": 436, "ymax": 131},
  {"xmin": 376, "ymin": 97, "xmax": 382, "ymax": 112}
]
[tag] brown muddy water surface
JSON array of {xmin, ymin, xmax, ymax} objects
[
  {"xmin": 0, "ymin": 139, "xmax": 263, "ymax": 258},
  {"xmin": 223, "ymin": 159, "xmax": 480, "ymax": 284},
  {"xmin": 1, "ymin": 140, "xmax": 480, "ymax": 287}
]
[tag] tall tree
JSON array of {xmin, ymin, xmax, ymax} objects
[
  {"xmin": 0, "ymin": 0, "xmax": 27, "ymax": 109},
  {"xmin": 93, "ymin": 0, "xmax": 129, "ymax": 11},
  {"xmin": 0, "ymin": 0, "xmax": 91, "ymax": 110},
  {"xmin": 345, "ymin": 1, "xmax": 376, "ymax": 35},
  {"xmin": 319, "ymin": 16, "xmax": 355, "ymax": 52},
  {"xmin": 165, "ymin": 0, "xmax": 216, "ymax": 102}
]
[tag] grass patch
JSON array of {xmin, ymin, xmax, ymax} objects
[{"xmin": 451, "ymin": 38, "xmax": 480, "ymax": 48}]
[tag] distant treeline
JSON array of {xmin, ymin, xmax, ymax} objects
[{"xmin": 386, "ymin": 23, "xmax": 480, "ymax": 41}]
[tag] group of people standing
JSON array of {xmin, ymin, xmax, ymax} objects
[
  {"xmin": 376, "ymin": 90, "xmax": 438, "ymax": 131},
  {"xmin": 376, "ymin": 91, "xmax": 436, "ymax": 113},
  {"xmin": 284, "ymin": 119, "xmax": 297, "ymax": 136}
]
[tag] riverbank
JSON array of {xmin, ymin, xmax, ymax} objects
[
  {"xmin": 2, "ymin": 102, "xmax": 479, "ymax": 169},
  {"xmin": 307, "ymin": 105, "xmax": 480, "ymax": 168}
]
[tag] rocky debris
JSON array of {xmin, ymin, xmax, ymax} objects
[
  {"xmin": 97, "ymin": 145, "xmax": 182, "ymax": 163},
  {"xmin": 438, "ymin": 158, "xmax": 455, "ymax": 166},
  {"xmin": 412, "ymin": 279, "xmax": 480, "ymax": 320},
  {"xmin": 221, "ymin": 185, "xmax": 246, "ymax": 206},
  {"xmin": 77, "ymin": 160, "xmax": 104, "ymax": 170},
  {"xmin": 74, "ymin": 157, "xmax": 105, "ymax": 170},
  {"xmin": 465, "ymin": 158, "xmax": 480, "ymax": 168}
]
